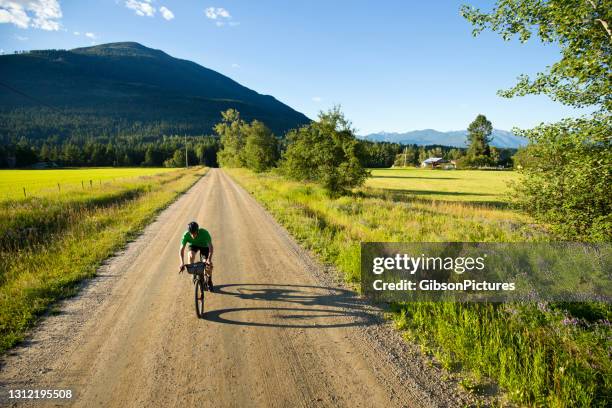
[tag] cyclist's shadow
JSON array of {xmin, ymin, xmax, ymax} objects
[{"xmin": 204, "ymin": 283, "xmax": 377, "ymax": 329}]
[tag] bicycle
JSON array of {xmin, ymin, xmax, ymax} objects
[{"xmin": 183, "ymin": 255, "xmax": 212, "ymax": 318}]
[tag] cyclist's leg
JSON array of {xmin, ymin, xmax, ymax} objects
[
  {"xmin": 201, "ymin": 247, "xmax": 210, "ymax": 274},
  {"xmin": 188, "ymin": 245, "xmax": 198, "ymax": 264},
  {"xmin": 201, "ymin": 247, "xmax": 213, "ymax": 291}
]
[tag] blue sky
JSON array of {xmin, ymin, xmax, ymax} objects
[{"xmin": 0, "ymin": 0, "xmax": 590, "ymax": 134}]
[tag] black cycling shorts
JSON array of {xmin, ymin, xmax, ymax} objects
[{"xmin": 188, "ymin": 245, "xmax": 209, "ymax": 259}]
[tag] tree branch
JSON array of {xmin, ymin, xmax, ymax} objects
[{"xmin": 587, "ymin": 0, "xmax": 612, "ymax": 40}]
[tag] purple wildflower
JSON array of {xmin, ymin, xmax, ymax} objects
[{"xmin": 561, "ymin": 317, "xmax": 579, "ymax": 326}]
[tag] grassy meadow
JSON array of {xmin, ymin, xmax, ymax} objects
[
  {"xmin": 226, "ymin": 167, "xmax": 610, "ymax": 407},
  {"xmin": 366, "ymin": 168, "xmax": 518, "ymax": 203},
  {"xmin": 0, "ymin": 167, "xmax": 178, "ymax": 199},
  {"xmin": 0, "ymin": 167, "xmax": 207, "ymax": 353}
]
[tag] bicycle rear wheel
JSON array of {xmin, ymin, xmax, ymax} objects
[{"xmin": 195, "ymin": 277, "xmax": 205, "ymax": 318}]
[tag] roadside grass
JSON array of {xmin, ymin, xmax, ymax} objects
[
  {"xmin": 0, "ymin": 167, "xmax": 178, "ymax": 200},
  {"xmin": 226, "ymin": 168, "xmax": 610, "ymax": 407},
  {"xmin": 0, "ymin": 167, "xmax": 206, "ymax": 353}
]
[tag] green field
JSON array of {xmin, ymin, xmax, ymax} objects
[
  {"xmin": 366, "ymin": 168, "xmax": 519, "ymax": 203},
  {"xmin": 226, "ymin": 168, "xmax": 610, "ymax": 407},
  {"xmin": 0, "ymin": 167, "xmax": 178, "ymax": 199}
]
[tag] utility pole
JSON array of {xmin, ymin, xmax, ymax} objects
[{"xmin": 185, "ymin": 134, "xmax": 189, "ymax": 168}]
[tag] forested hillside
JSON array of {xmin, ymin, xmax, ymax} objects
[{"xmin": 0, "ymin": 42, "xmax": 310, "ymax": 141}]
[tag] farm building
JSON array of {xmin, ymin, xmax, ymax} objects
[{"xmin": 421, "ymin": 157, "xmax": 447, "ymax": 168}]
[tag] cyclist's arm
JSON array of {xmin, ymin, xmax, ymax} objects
[
  {"xmin": 207, "ymin": 243, "xmax": 214, "ymax": 263},
  {"xmin": 179, "ymin": 244, "xmax": 186, "ymax": 270}
]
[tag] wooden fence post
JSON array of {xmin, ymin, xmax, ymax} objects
[
  {"xmin": 57, "ymin": 183, "xmax": 60, "ymax": 192},
  {"xmin": 23, "ymin": 187, "xmax": 26, "ymax": 198},
  {"xmin": 81, "ymin": 181, "xmax": 84, "ymax": 189}
]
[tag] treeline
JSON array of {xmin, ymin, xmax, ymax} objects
[
  {"xmin": 357, "ymin": 141, "xmax": 514, "ymax": 168},
  {"xmin": 0, "ymin": 135, "xmax": 219, "ymax": 168},
  {"xmin": 390, "ymin": 144, "xmax": 514, "ymax": 168},
  {"xmin": 387, "ymin": 115, "xmax": 515, "ymax": 168},
  {"xmin": 0, "ymin": 108, "xmax": 209, "ymax": 141},
  {"xmin": 0, "ymin": 107, "xmax": 516, "ymax": 170}
]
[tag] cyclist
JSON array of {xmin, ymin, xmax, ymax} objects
[{"xmin": 179, "ymin": 221, "xmax": 214, "ymax": 291}]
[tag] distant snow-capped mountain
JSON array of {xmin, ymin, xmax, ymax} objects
[{"xmin": 360, "ymin": 129, "xmax": 527, "ymax": 148}]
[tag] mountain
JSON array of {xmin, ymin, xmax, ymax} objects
[
  {"xmin": 0, "ymin": 42, "xmax": 310, "ymax": 140},
  {"xmin": 361, "ymin": 129, "xmax": 527, "ymax": 148}
]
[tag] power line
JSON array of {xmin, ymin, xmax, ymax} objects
[{"xmin": 0, "ymin": 80, "xmax": 63, "ymax": 114}]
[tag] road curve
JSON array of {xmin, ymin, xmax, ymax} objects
[{"xmin": 0, "ymin": 169, "xmax": 471, "ymax": 408}]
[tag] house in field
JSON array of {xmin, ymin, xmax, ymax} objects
[{"xmin": 421, "ymin": 157, "xmax": 447, "ymax": 168}]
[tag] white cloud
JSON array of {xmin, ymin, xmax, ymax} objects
[
  {"xmin": 312, "ymin": 96, "xmax": 322, "ymax": 103},
  {"xmin": 85, "ymin": 32, "xmax": 96, "ymax": 39},
  {"xmin": 73, "ymin": 31, "xmax": 79, "ymax": 35},
  {"xmin": 0, "ymin": 0, "xmax": 62, "ymax": 31},
  {"xmin": 0, "ymin": 48, "xmax": 4, "ymax": 54},
  {"xmin": 159, "ymin": 6, "xmax": 174, "ymax": 20},
  {"xmin": 14, "ymin": 34, "xmax": 28, "ymax": 40},
  {"xmin": 231, "ymin": 63, "xmax": 240, "ymax": 69},
  {"xmin": 205, "ymin": 7, "xmax": 238, "ymax": 27},
  {"xmin": 125, "ymin": 0, "xmax": 155, "ymax": 17},
  {"xmin": 205, "ymin": 7, "xmax": 230, "ymax": 20}
]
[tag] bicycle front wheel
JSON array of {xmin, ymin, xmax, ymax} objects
[{"xmin": 195, "ymin": 278, "xmax": 205, "ymax": 318}]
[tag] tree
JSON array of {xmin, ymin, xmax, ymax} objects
[
  {"xmin": 462, "ymin": 0, "xmax": 611, "ymax": 241},
  {"xmin": 164, "ymin": 149, "xmax": 185, "ymax": 168},
  {"xmin": 281, "ymin": 107, "xmax": 369, "ymax": 195},
  {"xmin": 215, "ymin": 109, "xmax": 246, "ymax": 168},
  {"xmin": 243, "ymin": 120, "xmax": 279, "ymax": 172},
  {"xmin": 39, "ymin": 144, "xmax": 51, "ymax": 162},
  {"xmin": 418, "ymin": 146, "xmax": 427, "ymax": 164},
  {"xmin": 393, "ymin": 146, "xmax": 417, "ymax": 167},
  {"xmin": 194, "ymin": 140, "xmax": 219, "ymax": 167},
  {"xmin": 90, "ymin": 144, "xmax": 107, "ymax": 166},
  {"xmin": 14, "ymin": 141, "xmax": 38, "ymax": 167},
  {"xmin": 61, "ymin": 143, "xmax": 81, "ymax": 166},
  {"xmin": 105, "ymin": 142, "xmax": 116, "ymax": 166},
  {"xmin": 511, "ymin": 116, "xmax": 611, "ymax": 241},
  {"xmin": 512, "ymin": 146, "xmax": 537, "ymax": 170},
  {"xmin": 448, "ymin": 148, "xmax": 464, "ymax": 161},
  {"xmin": 357, "ymin": 140, "xmax": 403, "ymax": 168},
  {"xmin": 466, "ymin": 114, "xmax": 492, "ymax": 158},
  {"xmin": 430, "ymin": 147, "xmax": 444, "ymax": 158},
  {"xmin": 144, "ymin": 146, "xmax": 163, "ymax": 166},
  {"xmin": 489, "ymin": 146, "xmax": 500, "ymax": 165},
  {"xmin": 461, "ymin": 0, "xmax": 611, "ymax": 112}
]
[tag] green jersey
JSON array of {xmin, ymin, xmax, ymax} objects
[{"xmin": 181, "ymin": 228, "xmax": 212, "ymax": 248}]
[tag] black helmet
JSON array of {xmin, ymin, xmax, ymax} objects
[{"xmin": 188, "ymin": 221, "xmax": 199, "ymax": 233}]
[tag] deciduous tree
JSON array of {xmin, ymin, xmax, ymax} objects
[
  {"xmin": 281, "ymin": 107, "xmax": 369, "ymax": 195},
  {"xmin": 243, "ymin": 120, "xmax": 279, "ymax": 172},
  {"xmin": 215, "ymin": 109, "xmax": 246, "ymax": 168}
]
